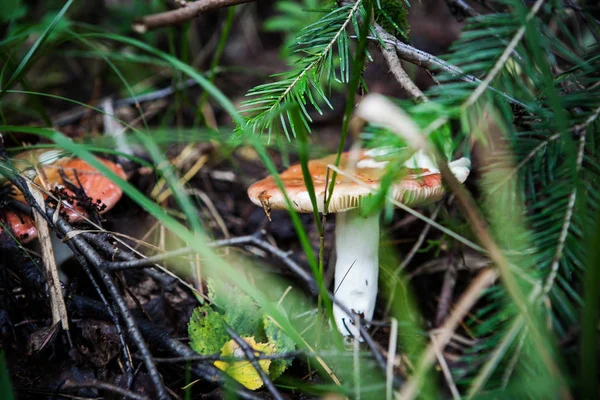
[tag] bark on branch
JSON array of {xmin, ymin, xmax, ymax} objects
[{"xmin": 133, "ymin": 0, "xmax": 253, "ymax": 33}]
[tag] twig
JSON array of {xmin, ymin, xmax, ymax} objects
[
  {"xmin": 487, "ymin": 132, "xmax": 560, "ymax": 193},
  {"xmin": 435, "ymin": 255, "xmax": 458, "ymax": 327},
  {"xmin": 377, "ymin": 28, "xmax": 427, "ymax": 101},
  {"xmin": 444, "ymin": 0, "xmax": 478, "ymax": 19},
  {"xmin": 501, "ymin": 325, "xmax": 528, "ymax": 388},
  {"xmin": 386, "ymin": 318, "xmax": 398, "ymax": 400},
  {"xmin": 368, "ymin": 25, "xmax": 529, "ymax": 110},
  {"xmin": 430, "ymin": 334, "xmax": 461, "ymax": 400},
  {"xmin": 70, "ymin": 295, "xmax": 262, "ymax": 400},
  {"xmin": 105, "ymin": 232, "xmax": 315, "ymax": 286},
  {"xmin": 27, "ymin": 182, "xmax": 70, "ymax": 332},
  {"xmin": 225, "ymin": 326, "xmax": 285, "ymax": 400},
  {"xmin": 61, "ymin": 379, "xmax": 149, "ymax": 400},
  {"xmin": 489, "ymin": 104, "xmax": 599, "ymax": 194},
  {"xmin": 46, "ymin": 210, "xmax": 170, "ymax": 400},
  {"xmin": 397, "ymin": 268, "xmax": 498, "ymax": 399},
  {"xmin": 385, "ymin": 203, "xmax": 442, "ymax": 314},
  {"xmin": 132, "ymin": 0, "xmax": 253, "ymax": 33},
  {"xmin": 153, "ymin": 351, "xmax": 303, "ymax": 363}
]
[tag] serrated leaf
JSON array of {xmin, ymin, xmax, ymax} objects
[
  {"xmin": 188, "ymin": 304, "xmax": 229, "ymax": 355},
  {"xmin": 263, "ymin": 314, "xmax": 295, "ymax": 380},
  {"xmin": 209, "ymin": 280, "xmax": 263, "ymax": 337}
]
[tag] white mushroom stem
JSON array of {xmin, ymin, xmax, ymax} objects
[{"xmin": 332, "ymin": 208, "xmax": 380, "ymax": 339}]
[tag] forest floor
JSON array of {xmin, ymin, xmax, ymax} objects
[{"xmin": 0, "ymin": 1, "xmax": 489, "ymax": 398}]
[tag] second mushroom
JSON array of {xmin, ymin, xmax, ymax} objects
[{"xmin": 248, "ymin": 149, "xmax": 470, "ymax": 338}]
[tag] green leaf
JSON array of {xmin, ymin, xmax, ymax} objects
[
  {"xmin": 208, "ymin": 279, "xmax": 263, "ymax": 338},
  {"xmin": 242, "ymin": 1, "xmax": 368, "ymax": 138},
  {"xmin": 188, "ymin": 304, "xmax": 229, "ymax": 355},
  {"xmin": 263, "ymin": 314, "xmax": 296, "ymax": 380}
]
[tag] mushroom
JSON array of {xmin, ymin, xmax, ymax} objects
[
  {"xmin": 247, "ymin": 149, "xmax": 470, "ymax": 338},
  {"xmin": 1, "ymin": 149, "xmax": 127, "ymax": 244}
]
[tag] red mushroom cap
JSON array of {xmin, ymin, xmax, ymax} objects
[
  {"xmin": 247, "ymin": 150, "xmax": 451, "ymax": 215},
  {"xmin": 1, "ymin": 150, "xmax": 127, "ymax": 243},
  {"xmin": 1, "ymin": 210, "xmax": 37, "ymax": 244},
  {"xmin": 12, "ymin": 154, "xmax": 127, "ymax": 222}
]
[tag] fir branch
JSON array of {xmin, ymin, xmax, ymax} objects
[
  {"xmin": 398, "ymin": 268, "xmax": 499, "ymax": 399},
  {"xmin": 467, "ymin": 317, "xmax": 525, "ymax": 397},
  {"xmin": 488, "ymin": 132, "xmax": 560, "ymax": 194},
  {"xmin": 368, "ymin": 25, "xmax": 529, "ymax": 109},
  {"xmin": 462, "ymin": 0, "xmax": 546, "ymax": 109},
  {"xmin": 242, "ymin": 1, "xmax": 365, "ymax": 137},
  {"xmin": 542, "ymin": 129, "xmax": 586, "ymax": 295},
  {"xmin": 419, "ymin": 0, "xmax": 546, "ymax": 134}
]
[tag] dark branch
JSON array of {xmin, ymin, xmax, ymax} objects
[
  {"xmin": 367, "ymin": 24, "xmax": 529, "ymax": 110},
  {"xmin": 61, "ymin": 379, "xmax": 149, "ymax": 400},
  {"xmin": 444, "ymin": 0, "xmax": 478, "ymax": 20},
  {"xmin": 226, "ymin": 325, "xmax": 285, "ymax": 400}
]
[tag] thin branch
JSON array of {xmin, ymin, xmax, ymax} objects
[
  {"xmin": 435, "ymin": 255, "xmax": 458, "ymax": 327},
  {"xmin": 132, "ymin": 0, "xmax": 253, "ymax": 33},
  {"xmin": 444, "ymin": 0, "xmax": 478, "ymax": 19},
  {"xmin": 386, "ymin": 318, "xmax": 398, "ymax": 400},
  {"xmin": 377, "ymin": 28, "xmax": 427, "ymax": 101},
  {"xmin": 27, "ymin": 182, "xmax": 70, "ymax": 331},
  {"xmin": 385, "ymin": 203, "xmax": 442, "ymax": 314},
  {"xmin": 46, "ymin": 210, "xmax": 170, "ymax": 400},
  {"xmin": 225, "ymin": 326, "xmax": 285, "ymax": 400},
  {"xmin": 69, "ymin": 295, "xmax": 262, "ymax": 400},
  {"xmin": 369, "ymin": 25, "xmax": 529, "ymax": 110},
  {"xmin": 430, "ymin": 334, "xmax": 461, "ymax": 400},
  {"xmin": 501, "ymin": 326, "xmax": 529, "ymax": 388},
  {"xmin": 574, "ymin": 104, "xmax": 600, "ymax": 131},
  {"xmin": 397, "ymin": 203, "xmax": 442, "ymax": 273},
  {"xmin": 152, "ymin": 350, "xmax": 363, "ymax": 363},
  {"xmin": 61, "ymin": 380, "xmax": 149, "ymax": 400},
  {"xmin": 489, "ymin": 104, "xmax": 600, "ymax": 194}
]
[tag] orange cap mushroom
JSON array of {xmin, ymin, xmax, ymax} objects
[
  {"xmin": 248, "ymin": 148, "xmax": 470, "ymax": 339},
  {"xmin": 1, "ymin": 149, "xmax": 127, "ymax": 243},
  {"xmin": 248, "ymin": 150, "xmax": 457, "ymax": 215},
  {"xmin": 0, "ymin": 210, "xmax": 37, "ymax": 244}
]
